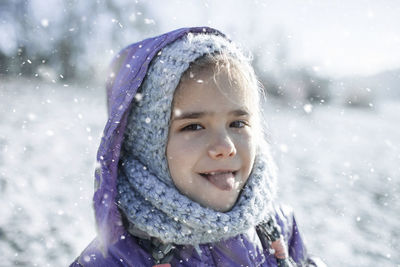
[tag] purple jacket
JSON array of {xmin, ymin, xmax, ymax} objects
[{"xmin": 70, "ymin": 27, "xmax": 325, "ymax": 267}]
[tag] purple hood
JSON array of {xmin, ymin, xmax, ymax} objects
[{"xmin": 71, "ymin": 27, "xmax": 326, "ymax": 266}]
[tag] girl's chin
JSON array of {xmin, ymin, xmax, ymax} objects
[
  {"xmin": 209, "ymin": 201, "xmax": 236, "ymax": 212},
  {"xmin": 200, "ymin": 194, "xmax": 239, "ymax": 212},
  {"xmin": 175, "ymin": 176, "xmax": 242, "ymax": 211}
]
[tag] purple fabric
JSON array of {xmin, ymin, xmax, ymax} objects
[
  {"xmin": 71, "ymin": 27, "xmax": 322, "ymax": 266},
  {"xmin": 71, "ymin": 205, "xmax": 318, "ymax": 266}
]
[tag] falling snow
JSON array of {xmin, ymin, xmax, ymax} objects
[{"xmin": 0, "ymin": 80, "xmax": 399, "ymax": 266}]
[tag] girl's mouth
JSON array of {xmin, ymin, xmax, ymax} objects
[{"xmin": 199, "ymin": 171, "xmax": 237, "ymax": 191}]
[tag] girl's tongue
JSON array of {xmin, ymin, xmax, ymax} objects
[{"xmin": 203, "ymin": 172, "xmax": 236, "ymax": 191}]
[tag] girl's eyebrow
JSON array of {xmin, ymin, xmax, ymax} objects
[
  {"xmin": 173, "ymin": 111, "xmax": 209, "ymax": 121},
  {"xmin": 230, "ymin": 109, "xmax": 250, "ymax": 117},
  {"xmin": 172, "ymin": 109, "xmax": 250, "ymax": 121}
]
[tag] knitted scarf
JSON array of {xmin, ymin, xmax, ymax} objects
[{"xmin": 117, "ymin": 150, "xmax": 276, "ymax": 246}]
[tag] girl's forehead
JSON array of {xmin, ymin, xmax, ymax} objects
[{"xmin": 173, "ymin": 68, "xmax": 257, "ymax": 113}]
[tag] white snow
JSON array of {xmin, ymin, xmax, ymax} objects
[
  {"xmin": 263, "ymin": 98, "xmax": 400, "ymax": 266},
  {"xmin": 0, "ymin": 79, "xmax": 104, "ymax": 266},
  {"xmin": 0, "ymin": 79, "xmax": 399, "ymax": 266}
]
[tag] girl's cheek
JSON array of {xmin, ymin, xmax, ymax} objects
[
  {"xmin": 240, "ymin": 131, "xmax": 257, "ymax": 156},
  {"xmin": 169, "ymin": 133, "xmax": 200, "ymax": 153},
  {"xmin": 235, "ymin": 128, "xmax": 255, "ymax": 144},
  {"xmin": 180, "ymin": 132, "xmax": 205, "ymax": 144}
]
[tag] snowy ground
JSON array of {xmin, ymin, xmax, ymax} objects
[
  {"xmin": 264, "ymin": 99, "xmax": 400, "ymax": 266},
  {"xmin": 0, "ymin": 79, "xmax": 399, "ymax": 267}
]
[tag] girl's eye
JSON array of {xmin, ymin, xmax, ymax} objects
[
  {"xmin": 181, "ymin": 124, "xmax": 204, "ymax": 131},
  {"xmin": 230, "ymin": 120, "xmax": 247, "ymax": 128}
]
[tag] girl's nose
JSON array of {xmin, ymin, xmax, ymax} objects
[{"xmin": 208, "ymin": 134, "xmax": 237, "ymax": 159}]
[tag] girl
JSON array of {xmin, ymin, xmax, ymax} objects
[{"xmin": 70, "ymin": 27, "xmax": 325, "ymax": 267}]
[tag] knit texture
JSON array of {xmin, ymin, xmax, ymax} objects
[{"xmin": 117, "ymin": 33, "xmax": 277, "ymax": 246}]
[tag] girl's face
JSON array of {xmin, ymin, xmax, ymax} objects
[{"xmin": 166, "ymin": 68, "xmax": 257, "ymax": 212}]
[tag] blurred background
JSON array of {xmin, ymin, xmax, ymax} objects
[{"xmin": 0, "ymin": 0, "xmax": 399, "ymax": 266}]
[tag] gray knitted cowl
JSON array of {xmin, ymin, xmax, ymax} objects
[{"xmin": 117, "ymin": 33, "xmax": 277, "ymax": 246}]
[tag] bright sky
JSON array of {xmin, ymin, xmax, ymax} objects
[
  {"xmin": 150, "ymin": 0, "xmax": 400, "ymax": 77},
  {"xmin": 2, "ymin": 0, "xmax": 399, "ymax": 78}
]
